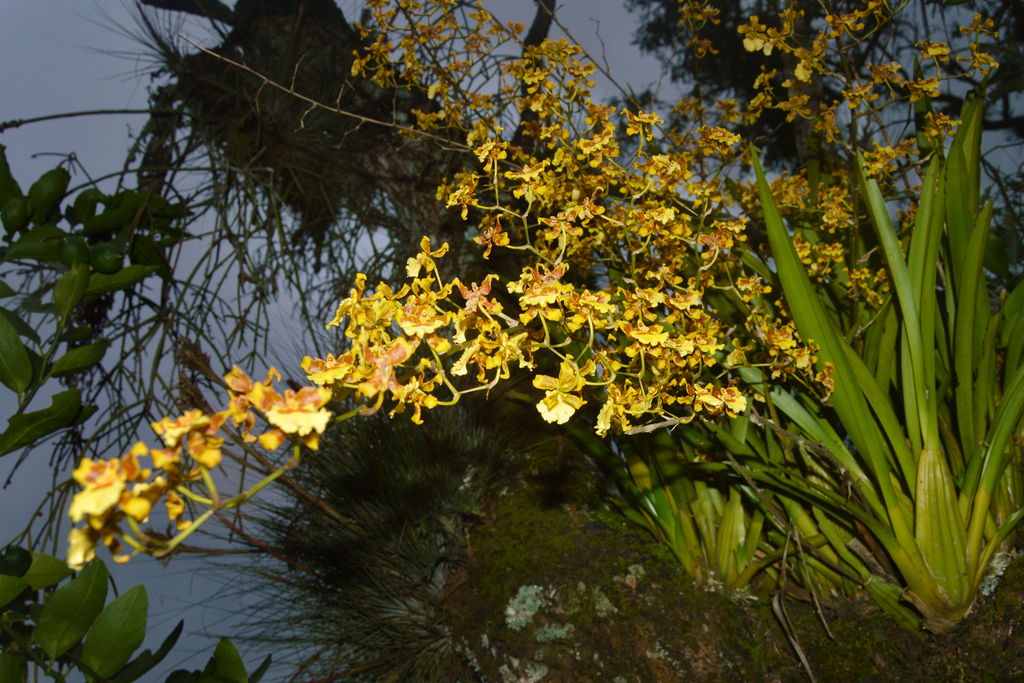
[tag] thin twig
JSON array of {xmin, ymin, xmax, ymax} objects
[
  {"xmin": 0, "ymin": 108, "xmax": 185, "ymax": 133},
  {"xmin": 539, "ymin": 6, "xmax": 643, "ymax": 115},
  {"xmin": 773, "ymin": 533, "xmax": 819, "ymax": 683},
  {"xmin": 624, "ymin": 413, "xmax": 694, "ymax": 435},
  {"xmin": 178, "ymin": 35, "xmax": 471, "ymax": 152}
]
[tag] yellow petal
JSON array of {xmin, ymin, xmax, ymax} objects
[
  {"xmin": 406, "ymin": 257, "xmax": 422, "ymax": 278},
  {"xmin": 596, "ymin": 400, "xmax": 614, "ymax": 437},
  {"xmin": 166, "ymin": 490, "xmax": 185, "ymax": 521},
  {"xmin": 66, "ymin": 527, "xmax": 98, "ymax": 571},
  {"xmin": 258, "ymin": 428, "xmax": 288, "ymax": 451},
  {"xmin": 68, "ymin": 479, "xmax": 125, "ymax": 524},
  {"xmin": 265, "ymin": 407, "xmax": 332, "ymax": 437},
  {"xmin": 536, "ymin": 391, "xmax": 585, "ymax": 425},
  {"xmin": 532, "ymin": 374, "xmax": 558, "ymax": 392}
]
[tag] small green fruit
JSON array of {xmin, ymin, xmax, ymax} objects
[
  {"xmin": 1, "ymin": 197, "xmax": 29, "ymax": 236},
  {"xmin": 58, "ymin": 235, "xmax": 90, "ymax": 266},
  {"xmin": 89, "ymin": 242, "xmax": 123, "ymax": 275}
]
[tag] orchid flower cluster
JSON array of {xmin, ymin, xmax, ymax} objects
[
  {"xmin": 65, "ymin": 368, "xmax": 332, "ymax": 569},
  {"xmin": 63, "ymin": 0, "xmax": 1004, "ymax": 575}
]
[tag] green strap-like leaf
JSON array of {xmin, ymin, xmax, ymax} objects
[
  {"xmin": 963, "ymin": 361, "xmax": 1024, "ymax": 583},
  {"xmin": 908, "ymin": 154, "xmax": 946, "ymax": 431},
  {"xmin": 1003, "ymin": 310, "xmax": 1024, "ymax": 383},
  {"xmin": 689, "ymin": 478, "xmax": 719, "ymax": 561},
  {"xmin": 945, "ymin": 80, "xmax": 987, "ymax": 290},
  {"xmin": 753, "ymin": 149, "xmax": 936, "ymax": 592},
  {"xmin": 715, "ymin": 488, "xmax": 746, "ymax": 584},
  {"xmin": 856, "ymin": 152, "xmax": 938, "ymax": 453},
  {"xmin": 864, "ymin": 580, "xmax": 923, "ymax": 632},
  {"xmin": 872, "ymin": 304, "xmax": 899, "ymax": 391},
  {"xmin": 754, "ymin": 379, "xmax": 884, "ymax": 516},
  {"xmin": 35, "ymin": 560, "xmax": 108, "ymax": 659},
  {"xmin": 953, "ymin": 200, "xmax": 994, "ymax": 467},
  {"xmin": 755, "ymin": 152, "xmax": 904, "ymax": 497},
  {"xmin": 974, "ymin": 504, "xmax": 1024, "ymax": 595},
  {"xmin": 975, "ymin": 308, "xmax": 1002, "ymax": 446}
]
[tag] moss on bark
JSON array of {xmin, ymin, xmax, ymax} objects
[{"xmin": 450, "ymin": 446, "xmax": 1024, "ymax": 683}]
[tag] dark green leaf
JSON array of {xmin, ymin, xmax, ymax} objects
[
  {"xmin": 984, "ymin": 233, "xmax": 1010, "ymax": 279},
  {"xmin": 50, "ymin": 343, "xmax": 108, "ymax": 378},
  {"xmin": 82, "ymin": 584, "xmax": 148, "ymax": 679},
  {"xmin": 197, "ymin": 638, "xmax": 247, "ymax": 683},
  {"xmin": 3, "ymin": 240, "xmax": 59, "ymax": 262},
  {"xmin": 0, "ymin": 307, "xmax": 40, "ymax": 346},
  {"xmin": 0, "ymin": 388, "xmax": 81, "ymax": 456},
  {"xmin": 0, "ymin": 280, "xmax": 14, "ymax": 298},
  {"xmin": 112, "ymin": 619, "xmax": 184, "ymax": 683},
  {"xmin": 0, "ymin": 546, "xmax": 32, "ymax": 577},
  {"xmin": 72, "ymin": 404, "xmax": 99, "ymax": 427},
  {"xmin": 53, "ymin": 262, "xmax": 90, "ymax": 321},
  {"xmin": 2, "ymin": 224, "xmax": 66, "ymax": 262},
  {"xmin": 148, "ymin": 193, "xmax": 177, "ymax": 216},
  {"xmin": 73, "ymin": 188, "xmax": 107, "ymax": 224},
  {"xmin": 108, "ymin": 227, "xmax": 130, "ymax": 254},
  {"xmin": 28, "ymin": 168, "xmax": 70, "ymax": 226},
  {"xmin": 0, "ymin": 145, "xmax": 22, "ymax": 206},
  {"xmin": 82, "ymin": 204, "xmax": 136, "ymax": 237},
  {"xmin": 166, "ymin": 671, "xmax": 201, "ymax": 683},
  {"xmin": 130, "ymin": 237, "xmax": 172, "ymax": 281},
  {"xmin": 85, "ymin": 265, "xmax": 159, "ymax": 297},
  {"xmin": 18, "ymin": 295, "xmax": 55, "ymax": 315},
  {"xmin": 247, "ymin": 656, "xmax": 271, "ymax": 683},
  {"xmin": 64, "ymin": 203, "xmax": 80, "ymax": 228},
  {"xmin": 24, "ymin": 347, "xmax": 42, "ymax": 391},
  {"xmin": 0, "ymin": 650, "xmax": 27, "ymax": 683},
  {"xmin": 0, "ymin": 310, "xmax": 31, "ymax": 393},
  {"xmin": 11, "ymin": 224, "xmax": 65, "ymax": 242},
  {"xmin": 36, "ymin": 561, "xmax": 108, "ymax": 659},
  {"xmin": 59, "ymin": 324, "xmax": 94, "ymax": 343},
  {"xmin": 0, "ymin": 575, "xmax": 29, "ymax": 608},
  {"xmin": 1004, "ymin": 278, "xmax": 1024, "ymax": 328},
  {"xmin": 22, "ymin": 552, "xmax": 73, "ymax": 591}
]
